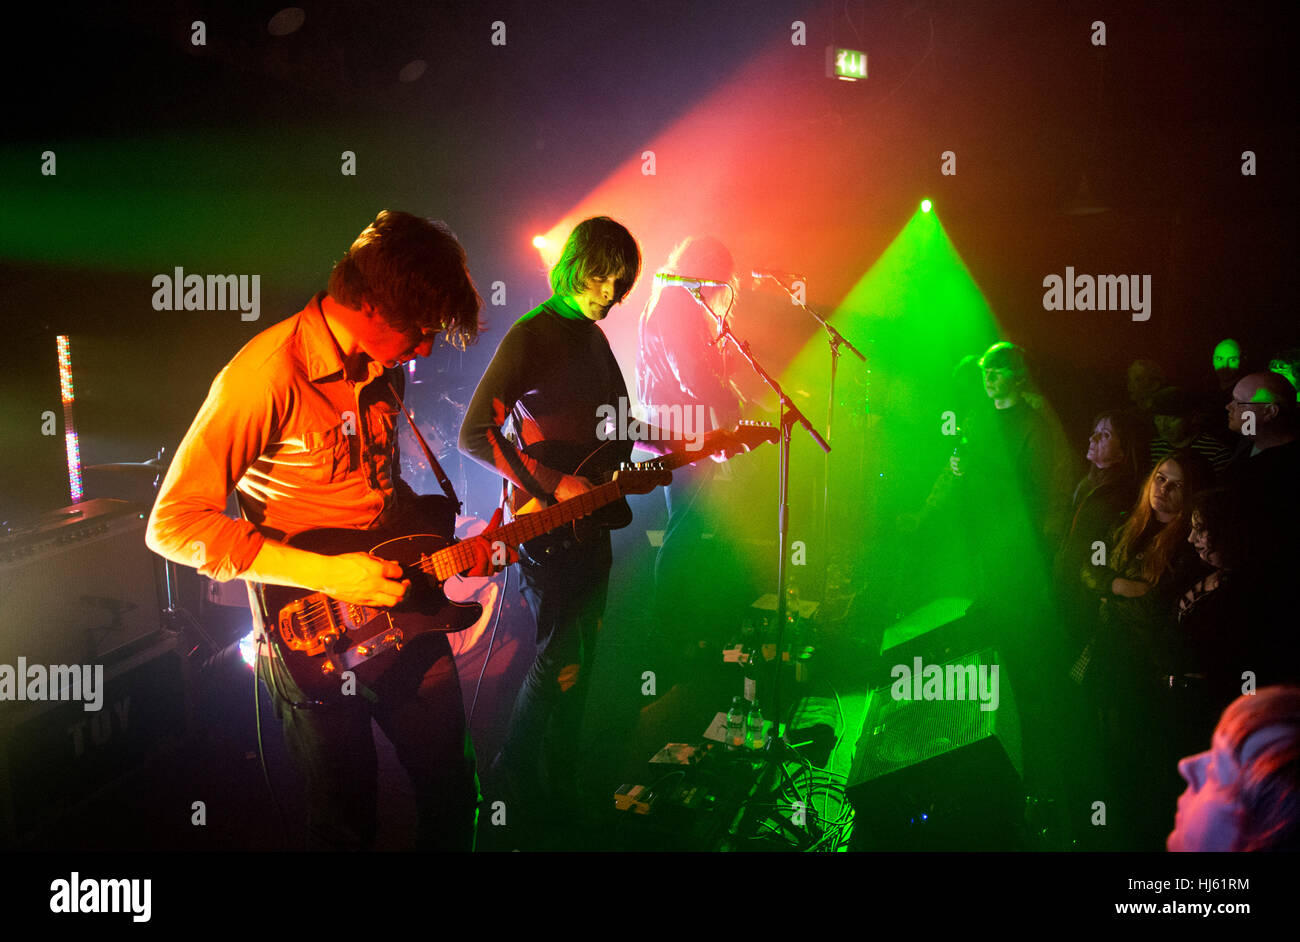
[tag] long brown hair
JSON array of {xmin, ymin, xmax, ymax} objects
[{"xmin": 1110, "ymin": 450, "xmax": 1211, "ymax": 584}]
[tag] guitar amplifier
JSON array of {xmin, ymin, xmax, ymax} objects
[
  {"xmin": 0, "ymin": 498, "xmax": 162, "ymax": 666},
  {"xmin": 0, "ymin": 633, "xmax": 188, "ymax": 845}
]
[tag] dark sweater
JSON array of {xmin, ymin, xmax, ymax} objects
[{"xmin": 459, "ymin": 296, "xmax": 633, "ymax": 501}]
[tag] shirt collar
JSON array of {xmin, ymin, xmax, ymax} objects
[{"xmin": 298, "ymin": 292, "xmax": 349, "ymax": 382}]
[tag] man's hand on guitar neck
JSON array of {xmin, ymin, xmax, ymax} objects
[{"xmin": 458, "ymin": 507, "xmax": 519, "ymax": 576}]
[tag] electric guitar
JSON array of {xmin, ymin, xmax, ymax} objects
[
  {"xmin": 508, "ymin": 420, "xmax": 779, "ymax": 542},
  {"xmin": 261, "ymin": 468, "xmax": 669, "ymax": 699}
]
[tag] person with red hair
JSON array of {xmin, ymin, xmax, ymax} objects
[{"xmin": 1168, "ymin": 686, "xmax": 1300, "ymax": 851}]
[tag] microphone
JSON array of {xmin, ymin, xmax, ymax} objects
[
  {"xmin": 751, "ymin": 267, "xmax": 806, "ymax": 282},
  {"xmin": 655, "ymin": 272, "xmax": 728, "ymax": 289}
]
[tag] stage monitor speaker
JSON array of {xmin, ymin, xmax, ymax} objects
[
  {"xmin": 878, "ymin": 597, "xmax": 973, "ymax": 657},
  {"xmin": 0, "ymin": 634, "xmax": 187, "ymax": 844},
  {"xmin": 845, "ymin": 647, "xmax": 1024, "ymax": 850},
  {"xmin": 0, "ymin": 498, "xmax": 162, "ymax": 666}
]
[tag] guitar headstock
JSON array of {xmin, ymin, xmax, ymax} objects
[
  {"xmin": 613, "ymin": 464, "xmax": 672, "ymax": 494},
  {"xmin": 720, "ymin": 420, "xmax": 779, "ymax": 451}
]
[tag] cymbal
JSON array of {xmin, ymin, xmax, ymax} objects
[{"xmin": 85, "ymin": 457, "xmax": 169, "ymax": 476}]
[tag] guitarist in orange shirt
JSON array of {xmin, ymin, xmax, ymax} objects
[{"xmin": 147, "ymin": 211, "xmax": 501, "ymax": 851}]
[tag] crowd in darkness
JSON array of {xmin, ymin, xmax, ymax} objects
[{"xmin": 907, "ymin": 336, "xmax": 1300, "ymax": 851}]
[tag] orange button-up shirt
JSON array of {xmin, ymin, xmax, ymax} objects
[{"xmin": 146, "ymin": 293, "xmax": 411, "ymax": 582}]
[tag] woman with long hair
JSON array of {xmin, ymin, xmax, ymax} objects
[
  {"xmin": 1073, "ymin": 450, "xmax": 1213, "ymax": 848},
  {"xmin": 1102, "ymin": 450, "xmax": 1212, "ymax": 599}
]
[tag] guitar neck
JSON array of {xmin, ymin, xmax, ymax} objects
[
  {"xmin": 426, "ymin": 479, "xmax": 624, "ymax": 580},
  {"xmin": 650, "ymin": 430, "xmax": 732, "ymax": 474}
]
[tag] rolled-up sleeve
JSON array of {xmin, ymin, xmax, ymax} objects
[{"xmin": 146, "ymin": 361, "xmax": 278, "ymax": 581}]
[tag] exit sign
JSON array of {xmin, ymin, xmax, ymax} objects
[{"xmin": 827, "ymin": 46, "xmax": 867, "ymax": 81}]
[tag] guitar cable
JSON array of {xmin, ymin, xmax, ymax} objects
[
  {"xmin": 253, "ymin": 633, "xmax": 293, "ymax": 849},
  {"xmin": 468, "ymin": 492, "xmax": 512, "ymax": 726}
]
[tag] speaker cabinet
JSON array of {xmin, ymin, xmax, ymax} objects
[{"xmin": 846, "ymin": 647, "xmax": 1025, "ymax": 850}]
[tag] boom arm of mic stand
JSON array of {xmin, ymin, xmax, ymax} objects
[
  {"xmin": 765, "ymin": 274, "xmax": 868, "ymax": 363},
  {"xmin": 719, "ymin": 325, "xmax": 830, "ymax": 455}
]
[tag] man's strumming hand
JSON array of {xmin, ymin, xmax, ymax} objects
[{"xmin": 320, "ymin": 552, "xmax": 411, "ymax": 608}]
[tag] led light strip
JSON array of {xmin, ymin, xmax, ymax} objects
[{"xmin": 56, "ymin": 334, "xmax": 83, "ymax": 503}]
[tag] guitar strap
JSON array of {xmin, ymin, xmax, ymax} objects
[{"xmin": 386, "ymin": 376, "xmax": 462, "ymax": 514}]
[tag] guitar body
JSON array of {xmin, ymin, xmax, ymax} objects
[
  {"xmin": 262, "ymin": 521, "xmax": 481, "ymax": 701},
  {"xmin": 253, "ymin": 477, "xmax": 675, "ymax": 700}
]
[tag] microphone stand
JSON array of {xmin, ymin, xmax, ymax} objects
[
  {"xmin": 755, "ymin": 274, "xmax": 867, "ymax": 598},
  {"xmin": 681, "ymin": 285, "xmax": 831, "ymax": 839}
]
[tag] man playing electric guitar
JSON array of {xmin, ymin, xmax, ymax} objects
[
  {"xmin": 459, "ymin": 217, "xmax": 775, "ymax": 848},
  {"xmin": 147, "ymin": 211, "xmax": 500, "ymax": 851},
  {"xmin": 459, "ymin": 217, "xmax": 673, "ymax": 847}
]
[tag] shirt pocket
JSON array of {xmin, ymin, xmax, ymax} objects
[{"xmin": 290, "ymin": 425, "xmax": 348, "ymax": 484}]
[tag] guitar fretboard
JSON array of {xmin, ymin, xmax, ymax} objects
[{"xmin": 424, "ymin": 479, "xmax": 624, "ymax": 581}]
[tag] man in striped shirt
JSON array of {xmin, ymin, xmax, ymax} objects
[{"xmin": 1148, "ymin": 386, "xmax": 1233, "ymax": 474}]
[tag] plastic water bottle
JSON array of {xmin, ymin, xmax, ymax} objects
[
  {"xmin": 726, "ymin": 696, "xmax": 747, "ymax": 751},
  {"xmin": 746, "ymin": 701, "xmax": 765, "ymax": 751}
]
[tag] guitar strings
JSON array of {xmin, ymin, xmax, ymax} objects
[{"xmin": 289, "ymin": 475, "xmax": 648, "ymax": 641}]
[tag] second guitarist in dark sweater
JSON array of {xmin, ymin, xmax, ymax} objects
[{"xmin": 459, "ymin": 216, "xmax": 661, "ymax": 846}]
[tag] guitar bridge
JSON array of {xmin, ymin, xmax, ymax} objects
[{"xmin": 278, "ymin": 593, "xmax": 380, "ymax": 657}]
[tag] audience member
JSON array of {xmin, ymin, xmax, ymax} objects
[
  {"xmin": 1268, "ymin": 347, "xmax": 1300, "ymax": 400},
  {"xmin": 1168, "ymin": 686, "xmax": 1300, "ymax": 852},
  {"xmin": 1054, "ymin": 410, "xmax": 1143, "ymax": 647},
  {"xmin": 1222, "ymin": 371, "xmax": 1300, "ymax": 569},
  {"xmin": 1126, "ymin": 358, "xmax": 1166, "ymax": 418},
  {"xmin": 1212, "ymin": 338, "xmax": 1245, "ymax": 395},
  {"xmin": 949, "ymin": 341, "xmax": 1074, "ymax": 572},
  {"xmin": 1072, "ymin": 451, "xmax": 1213, "ymax": 847},
  {"xmin": 1147, "ymin": 386, "xmax": 1233, "ymax": 473}
]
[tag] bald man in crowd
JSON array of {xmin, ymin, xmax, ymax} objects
[{"xmin": 1223, "ymin": 371, "xmax": 1299, "ymax": 571}]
